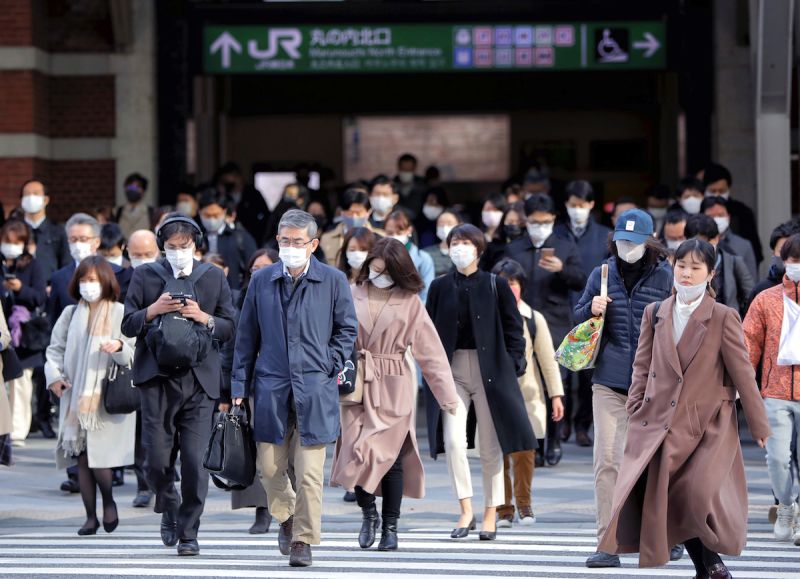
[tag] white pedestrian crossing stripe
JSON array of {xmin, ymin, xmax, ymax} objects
[{"xmin": 0, "ymin": 524, "xmax": 795, "ymax": 578}]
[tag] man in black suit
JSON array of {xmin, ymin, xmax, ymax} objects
[
  {"xmin": 122, "ymin": 214, "xmax": 235, "ymax": 557},
  {"xmin": 20, "ymin": 179, "xmax": 71, "ymax": 280}
]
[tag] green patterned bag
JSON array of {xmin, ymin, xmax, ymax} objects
[{"xmin": 555, "ymin": 264, "xmax": 608, "ymax": 371}]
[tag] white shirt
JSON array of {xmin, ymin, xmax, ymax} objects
[
  {"xmin": 672, "ymin": 295, "xmax": 703, "ymax": 344},
  {"xmin": 282, "ymin": 257, "xmax": 311, "ymax": 280}
]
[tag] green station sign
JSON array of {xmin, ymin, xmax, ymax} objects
[{"xmin": 203, "ymin": 21, "xmax": 666, "ymax": 74}]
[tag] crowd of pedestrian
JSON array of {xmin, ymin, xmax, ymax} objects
[{"xmin": 0, "ymin": 154, "xmax": 796, "ymax": 578}]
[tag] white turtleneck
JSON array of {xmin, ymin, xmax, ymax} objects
[{"xmin": 672, "ymin": 295, "xmax": 704, "ymax": 344}]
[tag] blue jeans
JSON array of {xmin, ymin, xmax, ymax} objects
[{"xmin": 764, "ymin": 397, "xmax": 800, "ymax": 505}]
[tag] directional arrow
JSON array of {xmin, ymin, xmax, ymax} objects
[
  {"xmin": 210, "ymin": 31, "xmax": 242, "ymax": 69},
  {"xmin": 633, "ymin": 32, "xmax": 660, "ymax": 58}
]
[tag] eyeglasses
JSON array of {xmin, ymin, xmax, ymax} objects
[
  {"xmin": 68, "ymin": 236, "xmax": 97, "ymax": 244},
  {"xmin": 277, "ymin": 238, "xmax": 314, "ymax": 249}
]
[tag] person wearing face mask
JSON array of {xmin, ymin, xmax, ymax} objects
[
  {"xmin": 122, "ymin": 214, "xmax": 236, "ymax": 556},
  {"xmin": 414, "ymin": 186, "xmax": 450, "ymax": 249},
  {"xmin": 744, "ymin": 233, "xmax": 800, "ymax": 545},
  {"xmin": 660, "ymin": 210, "xmax": 688, "ymax": 255},
  {"xmin": 98, "ymin": 223, "xmax": 129, "ymax": 270},
  {"xmin": 18, "ymin": 179, "xmax": 71, "ymax": 280},
  {"xmin": 554, "ymin": 181, "xmax": 611, "ymax": 448},
  {"xmin": 320, "ymin": 189, "xmax": 383, "ymax": 268},
  {"xmin": 423, "ymin": 209, "xmax": 462, "ymax": 277},
  {"xmin": 331, "ymin": 238, "xmax": 461, "ymax": 551},
  {"xmin": 573, "ymin": 208, "xmax": 673, "ymax": 569},
  {"xmin": 45, "ymin": 256, "xmax": 137, "ymax": 536},
  {"xmin": 599, "ymin": 239, "xmax": 769, "ymax": 578},
  {"xmin": 114, "ymin": 173, "xmax": 155, "ymax": 240},
  {"xmin": 505, "ymin": 193, "xmax": 586, "ymax": 466},
  {"xmin": 748, "ymin": 219, "xmax": 800, "ymax": 309},
  {"xmin": 126, "ymin": 230, "xmax": 160, "ymax": 271},
  {"xmin": 701, "ymin": 196, "xmax": 758, "ymax": 280},
  {"xmin": 424, "ymin": 224, "xmax": 536, "ymax": 541},
  {"xmin": 479, "ymin": 193, "xmax": 508, "ymax": 243},
  {"xmin": 231, "ymin": 209, "xmax": 357, "ymax": 567},
  {"xmin": 393, "ymin": 153, "xmax": 427, "ymax": 219},
  {"xmin": 337, "ymin": 227, "xmax": 377, "ymax": 284},
  {"xmin": 367, "ymin": 175, "xmax": 399, "ymax": 230},
  {"xmin": 702, "ymin": 162, "xmax": 762, "ymax": 267},
  {"xmin": 684, "ymin": 214, "xmax": 754, "ymax": 316},
  {"xmin": 670, "ymin": 176, "xmax": 706, "ymax": 217},
  {"xmin": 384, "ymin": 210, "xmax": 434, "ymax": 303},
  {"xmin": 645, "ymin": 184, "xmax": 671, "ymax": 236},
  {"xmin": 480, "ymin": 204, "xmax": 527, "ymax": 272},
  {"xmin": 0, "ymin": 220, "xmax": 47, "ymax": 447},
  {"xmin": 174, "ymin": 188, "xmax": 200, "ymax": 220},
  {"xmin": 214, "ymin": 162, "xmax": 270, "ymax": 247},
  {"xmin": 196, "ymin": 189, "xmax": 257, "ymax": 291}
]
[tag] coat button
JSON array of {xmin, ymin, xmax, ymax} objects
[
  {"xmin": 677, "ymin": 378, "xmax": 683, "ymax": 383},
  {"xmin": 488, "ymin": 378, "xmax": 492, "ymax": 383},
  {"xmin": 481, "ymin": 346, "xmax": 486, "ymax": 351},
  {"xmin": 671, "ymin": 400, "xmax": 676, "ymax": 407},
  {"xmin": 644, "ymin": 396, "xmax": 650, "ymax": 403},
  {"xmin": 651, "ymin": 372, "xmax": 656, "ymax": 378},
  {"xmin": 476, "ymin": 315, "xmax": 480, "ymax": 320},
  {"xmin": 664, "ymin": 425, "xmax": 669, "ymax": 430},
  {"xmin": 641, "ymin": 421, "xmax": 648, "ymax": 426}
]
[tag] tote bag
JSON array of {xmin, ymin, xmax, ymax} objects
[{"xmin": 555, "ymin": 264, "xmax": 608, "ymax": 372}]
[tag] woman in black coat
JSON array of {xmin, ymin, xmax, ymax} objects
[{"xmin": 424, "ymin": 224, "xmax": 536, "ymax": 541}]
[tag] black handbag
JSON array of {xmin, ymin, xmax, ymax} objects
[
  {"xmin": 337, "ymin": 348, "xmax": 358, "ymax": 395},
  {"xmin": 203, "ymin": 403, "xmax": 257, "ymax": 490},
  {"xmin": 19, "ymin": 308, "xmax": 52, "ymax": 352},
  {"xmin": 102, "ymin": 362, "xmax": 140, "ymax": 414},
  {"xmin": 2, "ymin": 348, "xmax": 23, "ymax": 382}
]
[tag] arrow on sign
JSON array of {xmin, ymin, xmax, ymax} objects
[
  {"xmin": 633, "ymin": 32, "xmax": 660, "ymax": 58},
  {"xmin": 210, "ymin": 31, "xmax": 242, "ymax": 69}
]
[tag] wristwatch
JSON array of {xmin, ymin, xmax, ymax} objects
[{"xmin": 206, "ymin": 315, "xmax": 215, "ymax": 332}]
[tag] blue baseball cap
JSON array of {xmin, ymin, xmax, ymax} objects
[{"xmin": 613, "ymin": 209, "xmax": 654, "ymax": 244}]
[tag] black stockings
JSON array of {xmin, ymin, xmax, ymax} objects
[
  {"xmin": 355, "ymin": 456, "xmax": 404, "ymax": 521},
  {"xmin": 684, "ymin": 538, "xmax": 723, "ymax": 574},
  {"xmin": 77, "ymin": 453, "xmax": 117, "ymax": 527}
]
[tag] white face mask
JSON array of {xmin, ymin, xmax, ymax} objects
[
  {"xmin": 130, "ymin": 256, "xmax": 157, "ymax": 269},
  {"xmin": 175, "ymin": 201, "xmax": 195, "ymax": 217},
  {"xmin": 369, "ymin": 268, "xmax": 394, "ymax": 289},
  {"xmin": 566, "ymin": 206, "xmax": 591, "ymax": 226},
  {"xmin": 449, "ymin": 244, "xmax": 477, "ymax": 270},
  {"xmin": 666, "ymin": 239, "xmax": 683, "ymax": 251},
  {"xmin": 616, "ymin": 240, "xmax": 647, "ymax": 264},
  {"xmin": 679, "ymin": 196, "xmax": 702, "ymax": 215},
  {"xmin": 398, "ymin": 171, "xmax": 414, "ymax": 185},
  {"xmin": 674, "ymin": 278, "xmax": 708, "ymax": 304},
  {"xmin": 422, "ymin": 205, "xmax": 444, "ymax": 221},
  {"xmin": 69, "ymin": 242, "xmax": 94, "ymax": 263},
  {"xmin": 390, "ymin": 234, "xmax": 409, "ymax": 246},
  {"xmin": 1, "ymin": 243, "xmax": 24, "ymax": 260},
  {"xmin": 648, "ymin": 207, "xmax": 667, "ymax": 220},
  {"xmin": 482, "ymin": 210, "xmax": 503, "ymax": 229},
  {"xmin": 79, "ymin": 281, "xmax": 103, "ymax": 303},
  {"xmin": 278, "ymin": 246, "xmax": 309, "ymax": 270},
  {"xmin": 21, "ymin": 195, "xmax": 45, "ymax": 215},
  {"xmin": 346, "ymin": 250, "xmax": 368, "ymax": 270},
  {"xmin": 201, "ymin": 216, "xmax": 226, "ymax": 233},
  {"xmin": 785, "ymin": 263, "xmax": 800, "ymax": 282},
  {"xmin": 165, "ymin": 246, "xmax": 194, "ymax": 271},
  {"xmin": 436, "ymin": 225, "xmax": 454, "ymax": 242},
  {"xmin": 370, "ymin": 196, "xmax": 394, "ymax": 215},
  {"xmin": 527, "ymin": 222, "xmax": 553, "ymax": 245},
  {"xmin": 713, "ymin": 216, "xmax": 730, "ymax": 236},
  {"xmin": 105, "ymin": 254, "xmax": 124, "ymax": 267}
]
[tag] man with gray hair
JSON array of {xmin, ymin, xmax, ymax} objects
[{"xmin": 232, "ymin": 209, "xmax": 357, "ymax": 567}]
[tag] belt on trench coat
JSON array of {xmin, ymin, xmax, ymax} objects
[{"xmin": 360, "ymin": 350, "xmax": 404, "ymax": 411}]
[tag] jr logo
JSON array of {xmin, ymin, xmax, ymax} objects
[{"xmin": 248, "ymin": 28, "xmax": 302, "ymax": 60}]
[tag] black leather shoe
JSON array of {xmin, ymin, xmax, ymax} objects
[
  {"xmin": 278, "ymin": 515, "xmax": 294, "ymax": 555},
  {"xmin": 575, "ymin": 430, "xmax": 593, "ymax": 447},
  {"xmin": 132, "ymin": 490, "xmax": 153, "ymax": 508},
  {"xmin": 77, "ymin": 517, "xmax": 99, "ymax": 536},
  {"xmin": 289, "ymin": 541, "xmax": 312, "ymax": 567},
  {"xmin": 39, "ymin": 419, "xmax": 56, "ymax": 439},
  {"xmin": 60, "ymin": 477, "xmax": 79, "ymax": 494},
  {"xmin": 112, "ymin": 468, "xmax": 124, "ymax": 487},
  {"xmin": 358, "ymin": 503, "xmax": 379, "ymax": 548},
  {"xmin": 343, "ymin": 491, "xmax": 357, "ymax": 502},
  {"xmin": 534, "ymin": 446, "xmax": 545, "ymax": 468},
  {"xmin": 160, "ymin": 508, "xmax": 179, "ymax": 547},
  {"xmin": 545, "ymin": 437, "xmax": 563, "ymax": 466},
  {"xmin": 177, "ymin": 539, "xmax": 199, "ymax": 556},
  {"xmin": 669, "ymin": 544, "xmax": 685, "ymax": 561},
  {"xmin": 378, "ymin": 519, "xmax": 398, "ymax": 551},
  {"xmin": 102, "ymin": 501, "xmax": 118, "ymax": 533},
  {"xmin": 249, "ymin": 507, "xmax": 272, "ymax": 534},
  {"xmin": 478, "ymin": 530, "xmax": 497, "ymax": 541},
  {"xmin": 450, "ymin": 516, "xmax": 476, "ymax": 539},
  {"xmin": 585, "ymin": 551, "xmax": 621, "ymax": 568},
  {"xmin": 560, "ymin": 421, "xmax": 572, "ymax": 442},
  {"xmin": 706, "ymin": 563, "xmax": 732, "ymax": 578}
]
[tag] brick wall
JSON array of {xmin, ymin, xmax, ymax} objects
[
  {"xmin": 49, "ymin": 76, "xmax": 115, "ymax": 137},
  {"xmin": 0, "ymin": 71, "xmax": 36, "ymax": 133},
  {"xmin": 0, "ymin": 0, "xmax": 34, "ymax": 46}
]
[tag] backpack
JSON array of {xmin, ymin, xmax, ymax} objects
[{"xmin": 144, "ymin": 261, "xmax": 214, "ymax": 371}]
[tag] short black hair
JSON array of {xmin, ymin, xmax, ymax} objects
[
  {"xmin": 124, "ymin": 172, "xmax": 148, "ymax": 191},
  {"xmin": 369, "ymin": 174, "xmax": 395, "ymax": 193},
  {"xmin": 677, "ymin": 176, "xmax": 704, "ymax": 197},
  {"xmin": 703, "ymin": 163, "xmax": 732, "ymax": 187},
  {"xmin": 160, "ymin": 216, "xmax": 201, "ymax": 246},
  {"xmin": 770, "ymin": 219, "xmax": 800, "ymax": 250},
  {"xmin": 398, "ymin": 153, "xmax": 417, "ymax": 165},
  {"xmin": 665, "ymin": 209, "xmax": 688, "ymax": 225},
  {"xmin": 492, "ymin": 258, "xmax": 528, "ymax": 295},
  {"xmin": 647, "ymin": 184, "xmax": 671, "ymax": 201},
  {"xmin": 685, "ymin": 213, "xmax": 719, "ymax": 240},
  {"xmin": 447, "ymin": 223, "xmax": 487, "ymax": 257},
  {"xmin": 197, "ymin": 187, "xmax": 232, "ymax": 212},
  {"xmin": 341, "ymin": 188, "xmax": 370, "ymax": 211},
  {"xmin": 700, "ymin": 196, "xmax": 729, "ymax": 214},
  {"xmin": 613, "ymin": 196, "xmax": 638, "ymax": 210},
  {"xmin": 780, "ymin": 233, "xmax": 800, "ymax": 261},
  {"xmin": 524, "ymin": 193, "xmax": 555, "ymax": 216},
  {"xmin": 216, "ymin": 161, "xmax": 242, "ymax": 177},
  {"xmin": 99, "ymin": 223, "xmax": 125, "ymax": 250},
  {"xmin": 674, "ymin": 238, "xmax": 717, "ymax": 275},
  {"xmin": 565, "ymin": 180, "xmax": 594, "ymax": 203},
  {"xmin": 483, "ymin": 192, "xmax": 508, "ymax": 214}
]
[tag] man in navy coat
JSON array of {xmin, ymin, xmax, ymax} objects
[{"xmin": 232, "ymin": 209, "xmax": 357, "ymax": 567}]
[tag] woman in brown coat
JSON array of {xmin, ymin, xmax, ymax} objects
[
  {"xmin": 330, "ymin": 238, "xmax": 461, "ymax": 551},
  {"xmin": 599, "ymin": 239, "xmax": 770, "ymax": 578}
]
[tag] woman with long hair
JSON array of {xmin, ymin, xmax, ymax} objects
[{"xmin": 336, "ymin": 227, "xmax": 379, "ymax": 284}]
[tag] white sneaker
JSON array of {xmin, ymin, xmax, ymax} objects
[
  {"xmin": 496, "ymin": 515, "xmax": 513, "ymax": 528},
  {"xmin": 518, "ymin": 507, "xmax": 536, "ymax": 526},
  {"xmin": 774, "ymin": 503, "xmax": 795, "ymax": 541}
]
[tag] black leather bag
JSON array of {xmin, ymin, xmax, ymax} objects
[
  {"xmin": 2, "ymin": 348, "xmax": 23, "ymax": 382},
  {"xmin": 203, "ymin": 404, "xmax": 256, "ymax": 490},
  {"xmin": 102, "ymin": 362, "xmax": 140, "ymax": 414},
  {"xmin": 20, "ymin": 308, "xmax": 52, "ymax": 352}
]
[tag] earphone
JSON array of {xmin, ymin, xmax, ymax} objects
[{"xmin": 155, "ymin": 215, "xmax": 204, "ymax": 251}]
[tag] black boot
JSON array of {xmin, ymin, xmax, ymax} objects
[
  {"xmin": 378, "ymin": 518, "xmax": 398, "ymax": 551},
  {"xmin": 358, "ymin": 502, "xmax": 380, "ymax": 549},
  {"xmin": 546, "ymin": 436, "xmax": 562, "ymax": 466},
  {"xmin": 535, "ymin": 439, "xmax": 545, "ymax": 467}
]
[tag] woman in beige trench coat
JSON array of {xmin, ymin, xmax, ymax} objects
[
  {"xmin": 599, "ymin": 239, "xmax": 770, "ymax": 578},
  {"xmin": 330, "ymin": 238, "xmax": 461, "ymax": 551}
]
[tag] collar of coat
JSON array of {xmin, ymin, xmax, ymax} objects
[
  {"xmin": 655, "ymin": 293, "xmax": 716, "ymax": 376},
  {"xmin": 268, "ymin": 255, "xmax": 324, "ymax": 283},
  {"xmin": 352, "ymin": 282, "xmax": 409, "ymax": 340}
]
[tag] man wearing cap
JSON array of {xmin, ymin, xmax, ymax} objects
[{"xmin": 573, "ymin": 208, "xmax": 673, "ymax": 568}]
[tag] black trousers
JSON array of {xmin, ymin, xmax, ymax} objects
[
  {"xmin": 140, "ymin": 371, "xmax": 214, "ymax": 541},
  {"xmin": 32, "ymin": 366, "xmax": 51, "ymax": 423},
  {"xmin": 567, "ymin": 369, "xmax": 594, "ymax": 433},
  {"xmin": 134, "ymin": 411, "xmax": 149, "ymax": 492},
  {"xmin": 354, "ymin": 456, "xmax": 403, "ymax": 521}
]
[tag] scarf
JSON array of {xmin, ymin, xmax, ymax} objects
[{"xmin": 59, "ymin": 300, "xmax": 113, "ymax": 457}]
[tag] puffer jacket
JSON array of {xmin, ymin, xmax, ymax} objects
[
  {"xmin": 743, "ymin": 275, "xmax": 800, "ymax": 401},
  {"xmin": 574, "ymin": 256, "xmax": 673, "ymax": 391}
]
